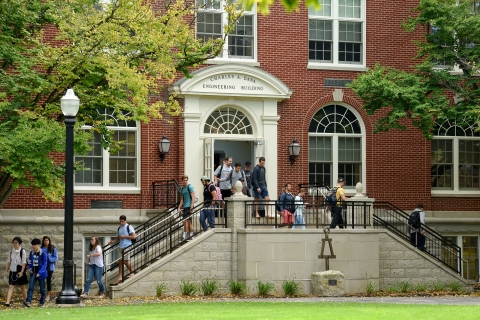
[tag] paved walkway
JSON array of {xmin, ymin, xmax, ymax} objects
[{"xmin": 238, "ymin": 296, "xmax": 480, "ymax": 305}]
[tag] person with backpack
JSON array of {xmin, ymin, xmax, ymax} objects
[
  {"xmin": 224, "ymin": 162, "xmax": 246, "ymax": 194},
  {"xmin": 329, "ymin": 177, "xmax": 347, "ymax": 229},
  {"xmin": 24, "ymin": 238, "xmax": 48, "ymax": 308},
  {"xmin": 107, "ymin": 215, "xmax": 136, "ymax": 284},
  {"xmin": 278, "ymin": 183, "xmax": 296, "ymax": 227},
  {"xmin": 200, "ymin": 176, "xmax": 217, "ymax": 232},
  {"xmin": 214, "ymin": 156, "xmax": 234, "ymax": 200},
  {"xmin": 409, "ymin": 204, "xmax": 426, "ymax": 251},
  {"xmin": 3, "ymin": 237, "xmax": 28, "ymax": 307},
  {"xmin": 178, "ymin": 174, "xmax": 196, "ymax": 241},
  {"xmin": 252, "ymin": 157, "xmax": 272, "ymax": 218},
  {"xmin": 243, "ymin": 161, "xmax": 253, "ymax": 197}
]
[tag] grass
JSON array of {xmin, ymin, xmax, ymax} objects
[{"xmin": 1, "ymin": 302, "xmax": 479, "ymax": 320}]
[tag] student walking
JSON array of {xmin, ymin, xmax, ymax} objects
[
  {"xmin": 24, "ymin": 238, "xmax": 48, "ymax": 308},
  {"xmin": 41, "ymin": 236, "xmax": 58, "ymax": 301},
  {"xmin": 2, "ymin": 237, "xmax": 28, "ymax": 307},
  {"xmin": 80, "ymin": 237, "xmax": 105, "ymax": 299}
]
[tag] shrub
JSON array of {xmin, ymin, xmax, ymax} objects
[
  {"xmin": 228, "ymin": 280, "xmax": 247, "ymax": 295},
  {"xmin": 180, "ymin": 279, "xmax": 198, "ymax": 296},
  {"xmin": 413, "ymin": 283, "xmax": 428, "ymax": 292},
  {"xmin": 432, "ymin": 281, "xmax": 446, "ymax": 291},
  {"xmin": 256, "ymin": 280, "xmax": 275, "ymax": 297},
  {"xmin": 200, "ymin": 278, "xmax": 219, "ymax": 296},
  {"xmin": 396, "ymin": 280, "xmax": 413, "ymax": 293},
  {"xmin": 447, "ymin": 280, "xmax": 462, "ymax": 292},
  {"xmin": 364, "ymin": 281, "xmax": 377, "ymax": 295},
  {"xmin": 156, "ymin": 283, "xmax": 167, "ymax": 297},
  {"xmin": 386, "ymin": 285, "xmax": 396, "ymax": 293},
  {"xmin": 282, "ymin": 280, "xmax": 301, "ymax": 296}
]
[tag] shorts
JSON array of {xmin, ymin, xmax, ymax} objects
[
  {"xmin": 182, "ymin": 207, "xmax": 192, "ymax": 221},
  {"xmin": 254, "ymin": 185, "xmax": 269, "ymax": 199},
  {"xmin": 8, "ymin": 270, "xmax": 28, "ymax": 286}
]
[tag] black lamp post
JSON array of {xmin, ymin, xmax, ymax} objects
[
  {"xmin": 288, "ymin": 138, "xmax": 301, "ymax": 165},
  {"xmin": 56, "ymin": 89, "xmax": 80, "ymax": 305},
  {"xmin": 158, "ymin": 135, "xmax": 171, "ymax": 162}
]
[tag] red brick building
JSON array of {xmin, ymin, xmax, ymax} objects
[{"xmin": 2, "ymin": 0, "xmax": 479, "ymax": 284}]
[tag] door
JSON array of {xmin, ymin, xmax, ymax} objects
[{"xmin": 204, "ymin": 138, "xmax": 215, "ymax": 180}]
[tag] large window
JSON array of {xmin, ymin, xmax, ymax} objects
[
  {"xmin": 308, "ymin": 104, "xmax": 363, "ymax": 187},
  {"xmin": 431, "ymin": 120, "xmax": 480, "ymax": 192},
  {"xmin": 308, "ymin": 0, "xmax": 365, "ymax": 69},
  {"xmin": 75, "ymin": 108, "xmax": 139, "ymax": 190},
  {"xmin": 196, "ymin": 0, "xmax": 256, "ymax": 60},
  {"xmin": 204, "ymin": 106, "xmax": 253, "ymax": 134}
]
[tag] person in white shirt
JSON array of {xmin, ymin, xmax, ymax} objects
[
  {"xmin": 80, "ymin": 237, "xmax": 105, "ymax": 299},
  {"xmin": 2, "ymin": 237, "xmax": 28, "ymax": 307}
]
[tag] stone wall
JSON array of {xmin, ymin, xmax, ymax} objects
[
  {"xmin": 109, "ymin": 229, "xmax": 233, "ymax": 298},
  {"xmin": 237, "ymin": 229, "xmax": 380, "ymax": 295},
  {"xmin": 378, "ymin": 232, "xmax": 468, "ymax": 290}
]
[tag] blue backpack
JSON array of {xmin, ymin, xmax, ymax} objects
[{"xmin": 325, "ymin": 187, "xmax": 338, "ymax": 206}]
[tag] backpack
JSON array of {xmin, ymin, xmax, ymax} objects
[
  {"xmin": 183, "ymin": 184, "xmax": 198, "ymax": 203},
  {"xmin": 325, "ymin": 187, "xmax": 338, "ymax": 206},
  {"xmin": 408, "ymin": 210, "xmax": 421, "ymax": 229},
  {"xmin": 118, "ymin": 224, "xmax": 137, "ymax": 244},
  {"xmin": 211, "ymin": 183, "xmax": 222, "ymax": 201},
  {"xmin": 229, "ymin": 170, "xmax": 246, "ymax": 186}
]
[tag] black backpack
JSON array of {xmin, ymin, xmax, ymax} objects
[
  {"xmin": 118, "ymin": 224, "xmax": 136, "ymax": 244},
  {"xmin": 408, "ymin": 211, "xmax": 421, "ymax": 229},
  {"xmin": 325, "ymin": 187, "xmax": 338, "ymax": 205}
]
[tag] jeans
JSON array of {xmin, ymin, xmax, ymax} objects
[
  {"xmin": 84, "ymin": 264, "xmax": 105, "ymax": 293},
  {"xmin": 330, "ymin": 206, "xmax": 344, "ymax": 229},
  {"xmin": 200, "ymin": 206, "xmax": 216, "ymax": 231},
  {"xmin": 292, "ymin": 215, "xmax": 306, "ymax": 229},
  {"xmin": 26, "ymin": 274, "xmax": 46, "ymax": 304}
]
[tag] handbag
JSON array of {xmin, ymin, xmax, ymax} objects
[{"xmin": 242, "ymin": 186, "xmax": 251, "ymax": 197}]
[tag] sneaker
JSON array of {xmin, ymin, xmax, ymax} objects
[
  {"xmin": 39, "ymin": 304, "xmax": 45, "ymax": 308},
  {"xmin": 80, "ymin": 293, "xmax": 88, "ymax": 299},
  {"xmin": 23, "ymin": 301, "xmax": 30, "ymax": 308},
  {"xmin": 98, "ymin": 294, "xmax": 105, "ymax": 299}
]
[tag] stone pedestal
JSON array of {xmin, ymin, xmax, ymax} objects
[{"xmin": 311, "ymin": 270, "xmax": 345, "ymax": 297}]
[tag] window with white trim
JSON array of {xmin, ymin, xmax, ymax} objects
[
  {"xmin": 75, "ymin": 108, "xmax": 139, "ymax": 188},
  {"xmin": 204, "ymin": 106, "xmax": 253, "ymax": 134},
  {"xmin": 431, "ymin": 120, "xmax": 480, "ymax": 191},
  {"xmin": 308, "ymin": 0, "xmax": 365, "ymax": 68},
  {"xmin": 196, "ymin": 0, "xmax": 256, "ymax": 60},
  {"xmin": 308, "ymin": 104, "xmax": 363, "ymax": 187}
]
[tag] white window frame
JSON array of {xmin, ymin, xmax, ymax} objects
[
  {"xmin": 75, "ymin": 123, "xmax": 141, "ymax": 194},
  {"xmin": 308, "ymin": 103, "xmax": 367, "ymax": 191},
  {"xmin": 431, "ymin": 136, "xmax": 480, "ymax": 197},
  {"xmin": 307, "ymin": 0, "xmax": 366, "ymax": 71},
  {"xmin": 196, "ymin": 1, "xmax": 258, "ymax": 64}
]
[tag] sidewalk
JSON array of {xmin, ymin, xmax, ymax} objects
[{"xmin": 238, "ymin": 296, "xmax": 480, "ymax": 305}]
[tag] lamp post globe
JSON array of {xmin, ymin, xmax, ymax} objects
[{"xmin": 56, "ymin": 89, "xmax": 80, "ymax": 305}]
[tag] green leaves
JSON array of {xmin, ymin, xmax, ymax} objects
[{"xmin": 350, "ymin": 0, "xmax": 480, "ymax": 138}]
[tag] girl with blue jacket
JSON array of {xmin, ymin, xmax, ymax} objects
[{"xmin": 42, "ymin": 236, "xmax": 58, "ymax": 301}]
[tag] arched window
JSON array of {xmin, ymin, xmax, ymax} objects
[
  {"xmin": 204, "ymin": 106, "xmax": 253, "ymax": 134},
  {"xmin": 432, "ymin": 119, "xmax": 480, "ymax": 191},
  {"xmin": 308, "ymin": 104, "xmax": 363, "ymax": 187},
  {"xmin": 76, "ymin": 108, "xmax": 138, "ymax": 188}
]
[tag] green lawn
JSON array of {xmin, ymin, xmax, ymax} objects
[{"xmin": 1, "ymin": 302, "xmax": 479, "ymax": 320}]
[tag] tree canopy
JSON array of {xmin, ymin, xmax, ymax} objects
[
  {"xmin": 349, "ymin": 0, "xmax": 480, "ymax": 138},
  {"xmin": 0, "ymin": 0, "xmax": 241, "ymax": 206}
]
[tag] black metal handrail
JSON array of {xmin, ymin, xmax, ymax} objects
[
  {"xmin": 373, "ymin": 201, "xmax": 462, "ymax": 274},
  {"xmin": 152, "ymin": 180, "xmax": 181, "ymax": 208},
  {"xmin": 244, "ymin": 200, "xmax": 371, "ymax": 229},
  {"xmin": 104, "ymin": 200, "xmax": 228, "ymax": 284}
]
